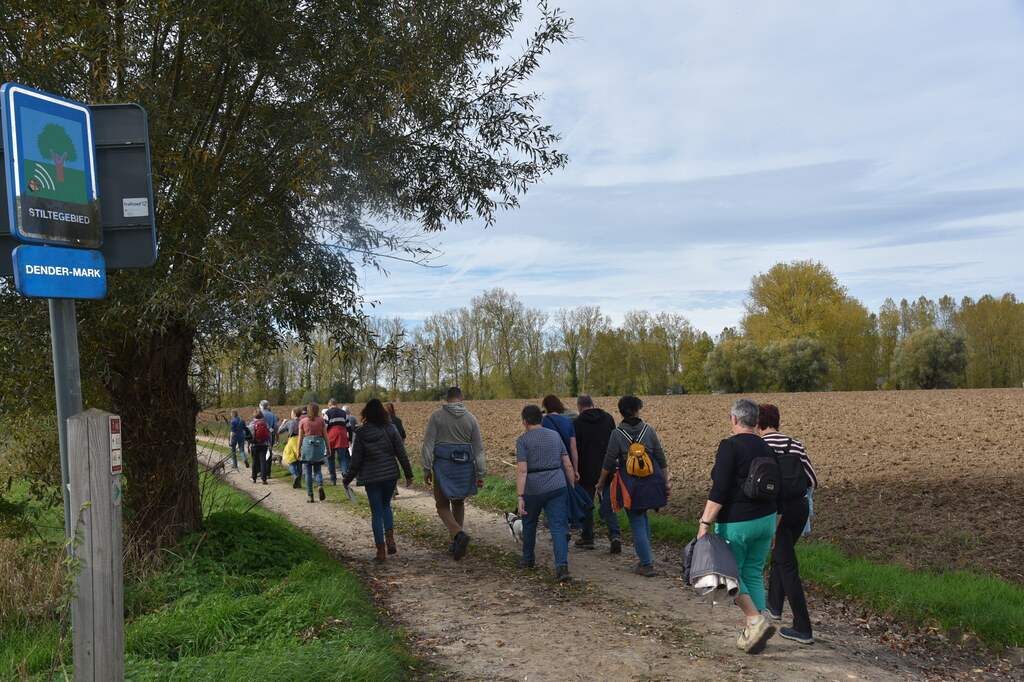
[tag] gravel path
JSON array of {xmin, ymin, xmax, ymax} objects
[{"xmin": 198, "ymin": 439, "xmax": 1018, "ymax": 681}]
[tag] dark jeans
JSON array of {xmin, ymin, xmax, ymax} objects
[
  {"xmin": 578, "ymin": 481, "xmax": 621, "ymax": 542},
  {"xmin": 304, "ymin": 462, "xmax": 324, "ymax": 495},
  {"xmin": 229, "ymin": 435, "xmax": 248, "ymax": 467},
  {"xmin": 326, "ymin": 447, "xmax": 350, "ymax": 482},
  {"xmin": 521, "ymin": 487, "xmax": 569, "ymax": 567},
  {"xmin": 250, "ymin": 444, "xmax": 270, "ymax": 482},
  {"xmin": 365, "ymin": 480, "xmax": 398, "ymax": 545},
  {"xmin": 767, "ymin": 499, "xmax": 812, "ymax": 633}
]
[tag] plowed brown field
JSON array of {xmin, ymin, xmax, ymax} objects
[{"xmin": 202, "ymin": 388, "xmax": 1024, "ymax": 585}]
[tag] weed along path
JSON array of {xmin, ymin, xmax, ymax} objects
[{"xmin": 196, "ymin": 439, "xmax": 1012, "ymax": 681}]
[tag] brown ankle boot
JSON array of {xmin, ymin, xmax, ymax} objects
[
  {"xmin": 384, "ymin": 530, "xmax": 397, "ymax": 555},
  {"xmin": 374, "ymin": 544, "xmax": 387, "ymax": 563}
]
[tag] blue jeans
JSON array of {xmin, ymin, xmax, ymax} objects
[
  {"xmin": 229, "ymin": 435, "xmax": 248, "ymax": 467},
  {"xmin": 303, "ymin": 462, "xmax": 323, "ymax": 495},
  {"xmin": 364, "ymin": 480, "xmax": 398, "ymax": 545},
  {"xmin": 521, "ymin": 487, "xmax": 569, "ymax": 568},
  {"xmin": 579, "ymin": 481, "xmax": 621, "ymax": 542},
  {"xmin": 288, "ymin": 462, "xmax": 302, "ymax": 479},
  {"xmin": 626, "ymin": 508, "xmax": 652, "ymax": 565},
  {"xmin": 326, "ymin": 447, "xmax": 350, "ymax": 482}
]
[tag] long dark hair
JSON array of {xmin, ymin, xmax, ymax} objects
[{"xmin": 361, "ymin": 398, "xmax": 391, "ymax": 427}]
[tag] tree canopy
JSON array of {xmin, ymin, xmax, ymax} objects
[{"xmin": 0, "ymin": 0, "xmax": 572, "ymax": 552}]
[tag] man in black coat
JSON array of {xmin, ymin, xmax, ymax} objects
[{"xmin": 572, "ymin": 394, "xmax": 621, "ymax": 552}]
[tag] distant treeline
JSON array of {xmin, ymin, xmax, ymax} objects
[{"xmin": 194, "ymin": 261, "xmax": 1023, "ymax": 406}]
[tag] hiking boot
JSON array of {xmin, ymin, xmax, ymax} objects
[
  {"xmin": 385, "ymin": 530, "xmax": 397, "ymax": 555},
  {"xmin": 318, "ymin": 486, "xmax": 325, "ymax": 501},
  {"xmin": 330, "ymin": 479, "xmax": 337, "ymax": 486},
  {"xmin": 553, "ymin": 566, "xmax": 571, "ymax": 583},
  {"xmin": 765, "ymin": 606, "xmax": 782, "ymax": 621},
  {"xmin": 737, "ymin": 615, "xmax": 775, "ymax": 653},
  {"xmin": 374, "ymin": 544, "xmax": 387, "ymax": 563},
  {"xmin": 632, "ymin": 562, "xmax": 656, "ymax": 577},
  {"xmin": 609, "ymin": 537, "xmax": 622, "ymax": 554},
  {"xmin": 306, "ymin": 495, "xmax": 314, "ymax": 503},
  {"xmin": 451, "ymin": 531, "xmax": 471, "ymax": 560},
  {"xmin": 515, "ymin": 556, "xmax": 535, "ymax": 569},
  {"xmin": 574, "ymin": 537, "xmax": 596, "ymax": 549},
  {"xmin": 292, "ymin": 476, "xmax": 301, "ymax": 489},
  {"xmin": 779, "ymin": 627, "xmax": 813, "ymax": 645}
]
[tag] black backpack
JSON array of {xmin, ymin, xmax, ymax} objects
[
  {"xmin": 776, "ymin": 438, "xmax": 809, "ymax": 501},
  {"xmin": 740, "ymin": 455, "xmax": 780, "ymax": 501}
]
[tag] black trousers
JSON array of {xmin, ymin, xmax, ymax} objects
[
  {"xmin": 767, "ymin": 499, "xmax": 812, "ymax": 633},
  {"xmin": 250, "ymin": 444, "xmax": 270, "ymax": 482}
]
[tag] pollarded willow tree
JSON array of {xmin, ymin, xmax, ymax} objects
[{"xmin": 0, "ymin": 0, "xmax": 571, "ymax": 553}]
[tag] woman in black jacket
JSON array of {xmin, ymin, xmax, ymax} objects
[{"xmin": 343, "ymin": 399, "xmax": 413, "ymax": 562}]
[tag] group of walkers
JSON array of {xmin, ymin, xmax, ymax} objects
[{"xmin": 224, "ymin": 389, "xmax": 817, "ymax": 654}]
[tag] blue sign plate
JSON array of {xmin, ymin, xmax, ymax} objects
[
  {"xmin": 1, "ymin": 83, "xmax": 101, "ymax": 248},
  {"xmin": 12, "ymin": 244, "xmax": 106, "ymax": 299}
]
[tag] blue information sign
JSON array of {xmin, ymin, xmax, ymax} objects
[
  {"xmin": 1, "ymin": 83, "xmax": 101, "ymax": 248},
  {"xmin": 12, "ymin": 244, "xmax": 106, "ymax": 299}
]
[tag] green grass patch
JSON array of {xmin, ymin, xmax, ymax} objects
[
  {"xmin": 799, "ymin": 542, "xmax": 1024, "ymax": 647},
  {"xmin": 3, "ymin": 457, "xmax": 415, "ymax": 681}
]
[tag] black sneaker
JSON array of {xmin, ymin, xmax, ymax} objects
[
  {"xmin": 250, "ymin": 477, "xmax": 257, "ymax": 484},
  {"xmin": 262, "ymin": 480, "xmax": 268, "ymax": 485},
  {"xmin": 779, "ymin": 627, "xmax": 813, "ymax": 645},
  {"xmin": 307, "ymin": 495, "xmax": 314, "ymax": 503},
  {"xmin": 609, "ymin": 537, "xmax": 622, "ymax": 554},
  {"xmin": 574, "ymin": 537, "xmax": 596, "ymax": 549},
  {"xmin": 451, "ymin": 531, "xmax": 471, "ymax": 560},
  {"xmin": 292, "ymin": 476, "xmax": 301, "ymax": 489},
  {"xmin": 516, "ymin": 556, "xmax": 535, "ymax": 569},
  {"xmin": 632, "ymin": 562, "xmax": 656, "ymax": 577},
  {"xmin": 765, "ymin": 606, "xmax": 782, "ymax": 621},
  {"xmin": 553, "ymin": 566, "xmax": 571, "ymax": 583},
  {"xmin": 318, "ymin": 486, "xmax": 325, "ymax": 501}
]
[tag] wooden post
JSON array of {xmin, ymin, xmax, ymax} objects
[{"xmin": 68, "ymin": 408, "xmax": 124, "ymax": 682}]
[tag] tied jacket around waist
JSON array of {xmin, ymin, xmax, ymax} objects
[{"xmin": 344, "ymin": 422, "xmax": 413, "ymax": 487}]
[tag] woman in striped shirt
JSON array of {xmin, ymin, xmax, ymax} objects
[{"xmin": 757, "ymin": 403, "xmax": 817, "ymax": 645}]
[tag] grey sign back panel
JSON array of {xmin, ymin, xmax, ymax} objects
[{"xmin": 0, "ymin": 103, "xmax": 157, "ymax": 275}]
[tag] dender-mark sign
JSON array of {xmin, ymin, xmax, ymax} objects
[{"xmin": 1, "ymin": 83, "xmax": 101, "ymax": 248}]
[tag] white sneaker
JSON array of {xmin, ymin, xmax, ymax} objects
[{"xmin": 737, "ymin": 615, "xmax": 775, "ymax": 654}]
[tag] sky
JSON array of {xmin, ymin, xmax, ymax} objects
[{"xmin": 360, "ymin": 1, "xmax": 1024, "ymax": 336}]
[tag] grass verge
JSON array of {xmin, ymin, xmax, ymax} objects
[{"xmin": 3, "ymin": 458, "xmax": 415, "ymax": 681}]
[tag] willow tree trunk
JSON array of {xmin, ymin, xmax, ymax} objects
[{"xmin": 108, "ymin": 322, "xmax": 202, "ymax": 556}]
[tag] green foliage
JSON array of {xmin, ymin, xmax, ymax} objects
[
  {"xmin": 765, "ymin": 337, "xmax": 829, "ymax": 392},
  {"xmin": 893, "ymin": 326, "xmax": 967, "ymax": 389},
  {"xmin": 0, "ymin": 416, "xmax": 62, "ymax": 507},
  {"xmin": 703, "ymin": 338, "xmax": 768, "ymax": 393}
]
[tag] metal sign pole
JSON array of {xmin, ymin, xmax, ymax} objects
[{"xmin": 49, "ymin": 297, "xmax": 83, "ymax": 541}]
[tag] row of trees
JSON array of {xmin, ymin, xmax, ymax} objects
[{"xmin": 197, "ymin": 262, "xmax": 1024, "ymax": 406}]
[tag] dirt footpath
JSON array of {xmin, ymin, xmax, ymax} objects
[{"xmin": 197, "ymin": 440, "xmax": 1018, "ymax": 681}]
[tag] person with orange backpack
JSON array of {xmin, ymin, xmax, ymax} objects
[
  {"xmin": 594, "ymin": 395, "xmax": 671, "ymax": 577},
  {"xmin": 248, "ymin": 409, "xmax": 273, "ymax": 485}
]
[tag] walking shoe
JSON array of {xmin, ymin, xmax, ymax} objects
[
  {"xmin": 292, "ymin": 476, "xmax": 301, "ymax": 489},
  {"xmin": 765, "ymin": 606, "xmax": 782, "ymax": 621},
  {"xmin": 553, "ymin": 566, "xmax": 571, "ymax": 583},
  {"xmin": 251, "ymin": 477, "xmax": 257, "ymax": 484},
  {"xmin": 609, "ymin": 537, "xmax": 622, "ymax": 554},
  {"xmin": 515, "ymin": 556, "xmax": 535, "ymax": 569},
  {"xmin": 307, "ymin": 495, "xmax": 315, "ymax": 503},
  {"xmin": 318, "ymin": 486, "xmax": 325, "ymax": 501},
  {"xmin": 632, "ymin": 562, "xmax": 656, "ymax": 577},
  {"xmin": 330, "ymin": 479, "xmax": 337, "ymax": 486},
  {"xmin": 451, "ymin": 531, "xmax": 471, "ymax": 560},
  {"xmin": 574, "ymin": 537, "xmax": 596, "ymax": 549},
  {"xmin": 262, "ymin": 480, "xmax": 268, "ymax": 485},
  {"xmin": 737, "ymin": 615, "xmax": 776, "ymax": 654},
  {"xmin": 779, "ymin": 627, "xmax": 814, "ymax": 645}
]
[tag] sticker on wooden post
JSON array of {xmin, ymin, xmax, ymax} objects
[{"xmin": 109, "ymin": 415, "xmax": 122, "ymax": 474}]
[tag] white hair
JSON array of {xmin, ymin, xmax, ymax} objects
[{"xmin": 259, "ymin": 400, "xmax": 270, "ymax": 409}]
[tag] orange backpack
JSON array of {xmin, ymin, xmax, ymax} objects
[{"xmin": 618, "ymin": 426, "xmax": 653, "ymax": 478}]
